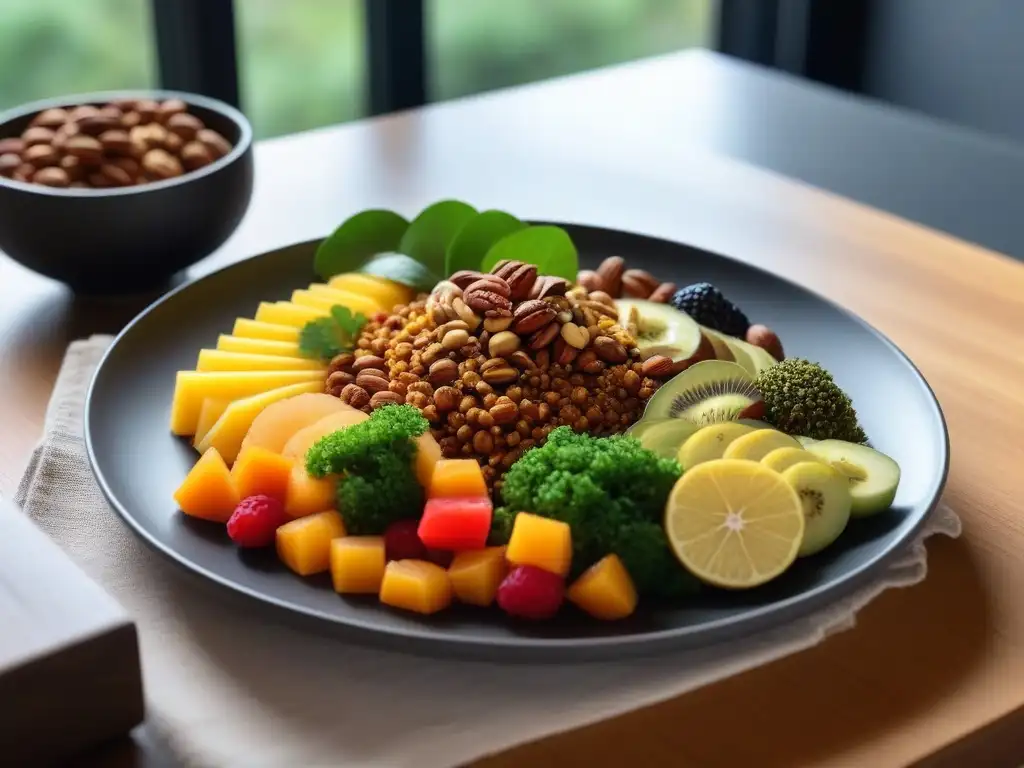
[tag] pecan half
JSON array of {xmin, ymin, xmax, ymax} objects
[
  {"xmin": 492, "ymin": 261, "xmax": 538, "ymax": 301},
  {"xmin": 463, "ymin": 276, "xmax": 512, "ymax": 315},
  {"xmin": 528, "ymin": 321, "xmax": 561, "ymax": 349},
  {"xmin": 448, "ymin": 270, "xmax": 485, "ymax": 289},
  {"xmin": 529, "ymin": 276, "xmax": 570, "ymax": 299},
  {"xmin": 512, "ymin": 299, "xmax": 557, "ymax": 335}
]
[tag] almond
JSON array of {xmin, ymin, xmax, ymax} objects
[
  {"xmin": 621, "ymin": 269, "xmax": 659, "ymax": 298},
  {"xmin": 641, "ymin": 355, "xmax": 675, "ymax": 377},
  {"xmin": 648, "ymin": 282, "xmax": 677, "ymax": 303},
  {"xmin": 746, "ymin": 324, "xmax": 785, "ymax": 361},
  {"xmin": 596, "ymin": 256, "xmax": 625, "ymax": 297},
  {"xmin": 576, "ymin": 269, "xmax": 604, "ymax": 293}
]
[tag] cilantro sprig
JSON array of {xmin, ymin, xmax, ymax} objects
[{"xmin": 299, "ymin": 305, "xmax": 367, "ymax": 362}]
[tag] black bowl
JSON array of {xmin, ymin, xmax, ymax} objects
[{"xmin": 0, "ymin": 90, "xmax": 254, "ymax": 294}]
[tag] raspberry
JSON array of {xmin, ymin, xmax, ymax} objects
[
  {"xmin": 496, "ymin": 565, "xmax": 565, "ymax": 620},
  {"xmin": 384, "ymin": 519, "xmax": 428, "ymax": 561},
  {"xmin": 227, "ymin": 495, "xmax": 290, "ymax": 548}
]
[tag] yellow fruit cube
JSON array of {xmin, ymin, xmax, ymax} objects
[
  {"xmin": 232, "ymin": 318, "xmax": 300, "ymax": 342},
  {"xmin": 427, "ymin": 458, "xmax": 487, "ymax": 498},
  {"xmin": 325, "ymin": 273, "xmax": 413, "ymax": 311},
  {"xmin": 567, "ymin": 554, "xmax": 638, "ymax": 621},
  {"xmin": 506, "ymin": 512, "xmax": 572, "ymax": 577},
  {"xmin": 171, "ymin": 370, "xmax": 324, "ymax": 436},
  {"xmin": 230, "ymin": 445, "xmax": 294, "ymax": 501},
  {"xmin": 196, "ymin": 349, "xmax": 324, "ymax": 372},
  {"xmin": 276, "ymin": 510, "xmax": 347, "ymax": 576},
  {"xmin": 447, "ymin": 547, "xmax": 507, "ymax": 606},
  {"xmin": 290, "ymin": 288, "xmax": 383, "ymax": 319},
  {"xmin": 173, "ymin": 448, "xmax": 240, "ymax": 523},
  {"xmin": 379, "ymin": 559, "xmax": 452, "ymax": 615},
  {"xmin": 216, "ymin": 334, "xmax": 301, "ymax": 357},
  {"xmin": 253, "ymin": 302, "xmax": 326, "ymax": 328},
  {"xmin": 415, "ymin": 432, "xmax": 442, "ymax": 489},
  {"xmin": 330, "ymin": 536, "xmax": 386, "ymax": 594},
  {"xmin": 284, "ymin": 465, "xmax": 337, "ymax": 519},
  {"xmin": 194, "ymin": 398, "xmax": 230, "ymax": 446},
  {"xmin": 194, "ymin": 381, "xmax": 326, "ymax": 463}
]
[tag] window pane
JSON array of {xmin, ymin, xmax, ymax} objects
[
  {"xmin": 429, "ymin": 0, "xmax": 716, "ymax": 102},
  {"xmin": 0, "ymin": 0, "xmax": 154, "ymax": 111},
  {"xmin": 235, "ymin": 0, "xmax": 366, "ymax": 139}
]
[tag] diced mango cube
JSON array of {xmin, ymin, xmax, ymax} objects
[
  {"xmin": 447, "ymin": 547, "xmax": 507, "ymax": 607},
  {"xmin": 330, "ymin": 536, "xmax": 386, "ymax": 594},
  {"xmin": 284, "ymin": 465, "xmax": 337, "ymax": 519},
  {"xmin": 231, "ymin": 445, "xmax": 294, "ymax": 502},
  {"xmin": 173, "ymin": 448, "xmax": 240, "ymax": 523},
  {"xmin": 566, "ymin": 554, "xmax": 638, "ymax": 621},
  {"xmin": 232, "ymin": 318, "xmax": 300, "ymax": 342},
  {"xmin": 506, "ymin": 512, "xmax": 572, "ymax": 577},
  {"xmin": 427, "ymin": 458, "xmax": 487, "ymax": 499},
  {"xmin": 276, "ymin": 510, "xmax": 346, "ymax": 576},
  {"xmin": 379, "ymin": 559, "xmax": 452, "ymax": 615}
]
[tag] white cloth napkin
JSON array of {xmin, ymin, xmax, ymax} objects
[{"xmin": 16, "ymin": 337, "xmax": 961, "ymax": 768}]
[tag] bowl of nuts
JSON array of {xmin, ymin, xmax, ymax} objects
[{"xmin": 0, "ymin": 90, "xmax": 253, "ymax": 294}]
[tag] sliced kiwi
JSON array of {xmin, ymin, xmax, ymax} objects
[
  {"xmin": 761, "ymin": 446, "xmax": 826, "ymax": 474},
  {"xmin": 722, "ymin": 428, "xmax": 802, "ymax": 462},
  {"xmin": 702, "ymin": 326, "xmax": 755, "ymax": 375},
  {"xmin": 677, "ymin": 421, "xmax": 756, "ymax": 471},
  {"xmin": 636, "ymin": 419, "xmax": 701, "ymax": 460},
  {"xmin": 782, "ymin": 462, "xmax": 852, "ymax": 556},
  {"xmin": 700, "ymin": 325, "xmax": 735, "ymax": 362},
  {"xmin": 643, "ymin": 360, "xmax": 764, "ymax": 425},
  {"xmin": 732, "ymin": 338, "xmax": 779, "ymax": 374},
  {"xmin": 804, "ymin": 439, "xmax": 901, "ymax": 517}
]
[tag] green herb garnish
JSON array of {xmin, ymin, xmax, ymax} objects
[{"xmin": 298, "ymin": 305, "xmax": 367, "ymax": 362}]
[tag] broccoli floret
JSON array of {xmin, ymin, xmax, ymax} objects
[
  {"xmin": 305, "ymin": 404, "xmax": 428, "ymax": 534},
  {"xmin": 755, "ymin": 358, "xmax": 868, "ymax": 444},
  {"xmin": 498, "ymin": 426, "xmax": 695, "ymax": 597}
]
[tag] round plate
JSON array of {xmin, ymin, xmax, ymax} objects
[{"xmin": 85, "ymin": 223, "xmax": 949, "ymax": 663}]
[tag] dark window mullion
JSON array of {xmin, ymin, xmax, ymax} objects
[
  {"xmin": 151, "ymin": 0, "xmax": 241, "ymax": 108},
  {"xmin": 364, "ymin": 0, "xmax": 427, "ymax": 116}
]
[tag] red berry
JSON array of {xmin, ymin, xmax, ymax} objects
[
  {"xmin": 226, "ymin": 495, "xmax": 290, "ymax": 548},
  {"xmin": 384, "ymin": 519, "xmax": 428, "ymax": 561},
  {"xmin": 496, "ymin": 565, "xmax": 565, "ymax": 620}
]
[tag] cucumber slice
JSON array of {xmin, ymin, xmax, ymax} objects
[{"xmin": 636, "ymin": 419, "xmax": 701, "ymax": 460}]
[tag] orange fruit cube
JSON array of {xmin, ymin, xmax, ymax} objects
[
  {"xmin": 173, "ymin": 448, "xmax": 240, "ymax": 523},
  {"xmin": 447, "ymin": 547, "xmax": 507, "ymax": 607},
  {"xmin": 231, "ymin": 445, "xmax": 293, "ymax": 502},
  {"xmin": 567, "ymin": 554, "xmax": 638, "ymax": 620},
  {"xmin": 330, "ymin": 536, "xmax": 386, "ymax": 594},
  {"xmin": 505, "ymin": 512, "xmax": 573, "ymax": 577},
  {"xmin": 379, "ymin": 559, "xmax": 452, "ymax": 615},
  {"xmin": 427, "ymin": 458, "xmax": 487, "ymax": 499},
  {"xmin": 275, "ymin": 510, "xmax": 346, "ymax": 576}
]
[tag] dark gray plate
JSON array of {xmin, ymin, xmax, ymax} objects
[{"xmin": 85, "ymin": 223, "xmax": 949, "ymax": 663}]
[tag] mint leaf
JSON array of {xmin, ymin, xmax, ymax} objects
[
  {"xmin": 314, "ymin": 209, "xmax": 409, "ymax": 280},
  {"xmin": 360, "ymin": 252, "xmax": 440, "ymax": 292},
  {"xmin": 299, "ymin": 305, "xmax": 368, "ymax": 361},
  {"xmin": 397, "ymin": 200, "xmax": 477, "ymax": 276},
  {"xmin": 481, "ymin": 225, "xmax": 579, "ymax": 281},
  {"xmin": 331, "ymin": 305, "xmax": 368, "ymax": 337},
  {"xmin": 445, "ymin": 210, "xmax": 526, "ymax": 277}
]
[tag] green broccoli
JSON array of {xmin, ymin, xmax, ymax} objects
[
  {"xmin": 495, "ymin": 426, "xmax": 697, "ymax": 598},
  {"xmin": 305, "ymin": 404, "xmax": 429, "ymax": 534},
  {"xmin": 755, "ymin": 358, "xmax": 868, "ymax": 443}
]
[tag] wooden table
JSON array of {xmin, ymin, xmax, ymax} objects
[{"xmin": 7, "ymin": 51, "xmax": 1024, "ymax": 768}]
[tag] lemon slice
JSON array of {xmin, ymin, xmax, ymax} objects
[{"xmin": 664, "ymin": 459, "xmax": 804, "ymax": 589}]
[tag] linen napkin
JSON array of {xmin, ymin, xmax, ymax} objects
[{"xmin": 17, "ymin": 337, "xmax": 961, "ymax": 768}]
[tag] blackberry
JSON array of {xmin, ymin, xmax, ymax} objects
[{"xmin": 670, "ymin": 282, "xmax": 750, "ymax": 338}]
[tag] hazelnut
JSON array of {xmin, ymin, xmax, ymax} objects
[
  {"xmin": 181, "ymin": 141, "xmax": 214, "ymax": 171},
  {"xmin": 99, "ymin": 129, "xmax": 132, "ymax": 156},
  {"xmin": 32, "ymin": 167, "xmax": 70, "ymax": 188},
  {"xmin": 166, "ymin": 112, "xmax": 204, "ymax": 141},
  {"xmin": 64, "ymin": 135, "xmax": 103, "ymax": 164},
  {"xmin": 196, "ymin": 128, "xmax": 232, "ymax": 158},
  {"xmin": 142, "ymin": 148, "xmax": 183, "ymax": 180}
]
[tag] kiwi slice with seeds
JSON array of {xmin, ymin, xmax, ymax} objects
[
  {"xmin": 643, "ymin": 360, "xmax": 764, "ymax": 425},
  {"xmin": 781, "ymin": 462, "xmax": 852, "ymax": 556}
]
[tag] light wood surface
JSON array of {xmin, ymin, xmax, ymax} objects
[{"xmin": 6, "ymin": 52, "xmax": 1024, "ymax": 767}]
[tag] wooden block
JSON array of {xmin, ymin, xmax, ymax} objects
[{"xmin": 0, "ymin": 501, "xmax": 144, "ymax": 765}]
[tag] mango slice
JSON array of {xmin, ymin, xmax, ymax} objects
[
  {"xmin": 232, "ymin": 318, "xmax": 300, "ymax": 342},
  {"xmin": 170, "ymin": 370, "xmax": 325, "ymax": 436},
  {"xmin": 330, "ymin": 536, "xmax": 387, "ymax": 594},
  {"xmin": 241, "ymin": 392, "xmax": 356, "ymax": 456},
  {"xmin": 291, "ymin": 288, "xmax": 383, "ymax": 319},
  {"xmin": 253, "ymin": 302, "xmax": 326, "ymax": 328},
  {"xmin": 276, "ymin": 510, "xmax": 347, "ymax": 576},
  {"xmin": 415, "ymin": 432, "xmax": 442, "ymax": 489},
  {"xmin": 194, "ymin": 380, "xmax": 326, "ymax": 463},
  {"xmin": 281, "ymin": 409, "xmax": 370, "ymax": 460},
  {"xmin": 216, "ymin": 334, "xmax": 302, "ymax": 357},
  {"xmin": 194, "ymin": 398, "xmax": 230, "ymax": 446},
  {"xmin": 285, "ymin": 465, "xmax": 337, "ymax": 519},
  {"xmin": 325, "ymin": 273, "xmax": 413, "ymax": 311},
  {"xmin": 379, "ymin": 559, "xmax": 452, "ymax": 615},
  {"xmin": 567, "ymin": 554, "xmax": 638, "ymax": 620},
  {"xmin": 448, "ymin": 547, "xmax": 507, "ymax": 607},
  {"xmin": 231, "ymin": 445, "xmax": 294, "ymax": 502},
  {"xmin": 427, "ymin": 458, "xmax": 487, "ymax": 499},
  {"xmin": 506, "ymin": 512, "xmax": 573, "ymax": 577},
  {"xmin": 173, "ymin": 447, "xmax": 240, "ymax": 523},
  {"xmin": 196, "ymin": 349, "xmax": 324, "ymax": 372}
]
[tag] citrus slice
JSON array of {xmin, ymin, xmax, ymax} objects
[{"xmin": 664, "ymin": 459, "xmax": 804, "ymax": 589}]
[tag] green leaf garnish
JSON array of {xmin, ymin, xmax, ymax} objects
[
  {"xmin": 445, "ymin": 209, "xmax": 526, "ymax": 277},
  {"xmin": 360, "ymin": 252, "xmax": 440, "ymax": 293},
  {"xmin": 299, "ymin": 305, "xmax": 368, "ymax": 361},
  {"xmin": 481, "ymin": 225, "xmax": 579, "ymax": 281},
  {"xmin": 397, "ymin": 199, "xmax": 478, "ymax": 276},
  {"xmin": 313, "ymin": 209, "xmax": 409, "ymax": 280}
]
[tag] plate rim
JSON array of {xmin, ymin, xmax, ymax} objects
[{"xmin": 84, "ymin": 221, "xmax": 950, "ymax": 660}]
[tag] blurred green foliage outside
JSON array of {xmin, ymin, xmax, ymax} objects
[{"xmin": 0, "ymin": 0, "xmax": 711, "ymax": 139}]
